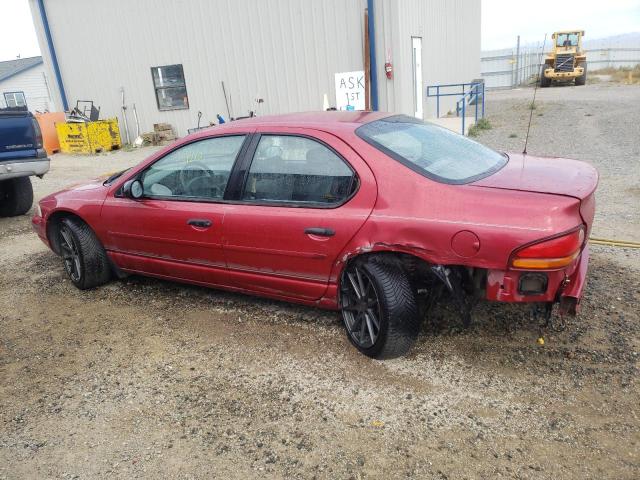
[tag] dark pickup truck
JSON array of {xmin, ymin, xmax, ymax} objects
[{"xmin": 0, "ymin": 107, "xmax": 49, "ymax": 216}]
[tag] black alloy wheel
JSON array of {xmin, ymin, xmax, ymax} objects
[
  {"xmin": 341, "ymin": 264, "xmax": 382, "ymax": 348},
  {"xmin": 340, "ymin": 258, "xmax": 420, "ymax": 359},
  {"xmin": 57, "ymin": 217, "xmax": 112, "ymax": 290},
  {"xmin": 59, "ymin": 223, "xmax": 82, "ymax": 283}
]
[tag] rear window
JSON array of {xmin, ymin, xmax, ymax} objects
[{"xmin": 356, "ymin": 115, "xmax": 508, "ymax": 184}]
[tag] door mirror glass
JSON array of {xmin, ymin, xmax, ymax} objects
[{"xmin": 123, "ymin": 179, "xmax": 144, "ymax": 199}]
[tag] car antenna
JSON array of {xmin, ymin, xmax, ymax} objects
[{"xmin": 523, "ymin": 33, "xmax": 548, "ymax": 155}]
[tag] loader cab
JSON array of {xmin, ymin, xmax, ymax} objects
[{"xmin": 552, "ymin": 31, "xmax": 583, "ymax": 54}]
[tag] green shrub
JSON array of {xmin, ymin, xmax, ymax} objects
[{"xmin": 467, "ymin": 117, "xmax": 491, "ymax": 137}]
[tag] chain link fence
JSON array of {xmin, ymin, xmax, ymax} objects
[{"xmin": 481, "ymin": 39, "xmax": 640, "ymax": 90}]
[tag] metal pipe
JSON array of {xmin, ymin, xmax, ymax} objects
[
  {"xmin": 221, "ymin": 81, "xmax": 231, "ymax": 119},
  {"xmin": 475, "ymin": 85, "xmax": 478, "ymax": 123},
  {"xmin": 367, "ymin": 0, "xmax": 378, "ymax": 111},
  {"xmin": 132, "ymin": 103, "xmax": 140, "ymax": 138},
  {"xmin": 462, "ymin": 97, "xmax": 466, "ymax": 135},
  {"xmin": 515, "ymin": 35, "xmax": 520, "ymax": 85},
  {"xmin": 36, "ymin": 0, "xmax": 68, "ymax": 111},
  {"xmin": 120, "ymin": 88, "xmax": 130, "ymax": 145}
]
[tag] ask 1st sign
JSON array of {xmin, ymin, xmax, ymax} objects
[{"xmin": 334, "ymin": 71, "xmax": 366, "ymax": 111}]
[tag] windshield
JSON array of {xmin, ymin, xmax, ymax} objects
[
  {"xmin": 104, "ymin": 168, "xmax": 131, "ymax": 185},
  {"xmin": 556, "ymin": 33, "xmax": 579, "ymax": 47},
  {"xmin": 356, "ymin": 116, "xmax": 508, "ymax": 184}
]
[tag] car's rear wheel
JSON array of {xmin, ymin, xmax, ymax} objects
[
  {"xmin": 58, "ymin": 217, "xmax": 111, "ymax": 290},
  {"xmin": 0, "ymin": 177, "xmax": 33, "ymax": 217},
  {"xmin": 340, "ymin": 258, "xmax": 420, "ymax": 359}
]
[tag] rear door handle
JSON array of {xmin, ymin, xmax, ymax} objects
[
  {"xmin": 187, "ymin": 218, "xmax": 212, "ymax": 228},
  {"xmin": 304, "ymin": 227, "xmax": 335, "ymax": 237}
]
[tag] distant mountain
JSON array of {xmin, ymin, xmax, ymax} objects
[
  {"xmin": 482, "ymin": 32, "xmax": 640, "ymax": 55},
  {"xmin": 583, "ymin": 32, "xmax": 640, "ymax": 49}
]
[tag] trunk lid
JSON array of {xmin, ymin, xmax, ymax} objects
[{"xmin": 471, "ymin": 153, "xmax": 598, "ymax": 201}]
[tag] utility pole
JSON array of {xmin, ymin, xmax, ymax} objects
[{"xmin": 515, "ymin": 35, "xmax": 521, "ymax": 86}]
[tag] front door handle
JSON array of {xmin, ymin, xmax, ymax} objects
[
  {"xmin": 187, "ymin": 218, "xmax": 212, "ymax": 228},
  {"xmin": 304, "ymin": 227, "xmax": 335, "ymax": 237}
]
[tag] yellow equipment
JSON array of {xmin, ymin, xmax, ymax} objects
[
  {"xmin": 541, "ymin": 30, "xmax": 587, "ymax": 87},
  {"xmin": 56, "ymin": 119, "xmax": 122, "ymax": 154}
]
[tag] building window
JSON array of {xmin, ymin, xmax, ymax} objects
[
  {"xmin": 3, "ymin": 91, "xmax": 26, "ymax": 108},
  {"xmin": 151, "ymin": 64, "xmax": 189, "ymax": 111}
]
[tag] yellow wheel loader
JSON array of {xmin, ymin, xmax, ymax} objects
[{"xmin": 541, "ymin": 31, "xmax": 587, "ymax": 87}]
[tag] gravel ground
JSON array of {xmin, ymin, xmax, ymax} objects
[{"xmin": 1, "ymin": 83, "xmax": 639, "ymax": 479}]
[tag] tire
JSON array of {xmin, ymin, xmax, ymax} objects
[
  {"xmin": 540, "ymin": 74, "xmax": 551, "ymax": 88},
  {"xmin": 0, "ymin": 177, "xmax": 33, "ymax": 217},
  {"xmin": 340, "ymin": 257, "xmax": 420, "ymax": 359},
  {"xmin": 58, "ymin": 217, "xmax": 111, "ymax": 290},
  {"xmin": 575, "ymin": 62, "xmax": 587, "ymax": 86}
]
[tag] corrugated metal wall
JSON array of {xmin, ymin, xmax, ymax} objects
[
  {"xmin": 375, "ymin": 0, "xmax": 481, "ymax": 118},
  {"xmin": 30, "ymin": 0, "xmax": 480, "ymax": 137}
]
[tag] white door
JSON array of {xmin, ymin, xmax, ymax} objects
[{"xmin": 412, "ymin": 37, "xmax": 423, "ymax": 119}]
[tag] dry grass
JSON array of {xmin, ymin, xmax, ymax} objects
[{"xmin": 591, "ymin": 65, "xmax": 640, "ymax": 84}]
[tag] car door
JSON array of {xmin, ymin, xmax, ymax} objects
[
  {"xmin": 222, "ymin": 128, "xmax": 377, "ymax": 300},
  {"xmin": 101, "ymin": 134, "xmax": 249, "ymax": 286}
]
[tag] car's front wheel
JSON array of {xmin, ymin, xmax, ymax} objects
[
  {"xmin": 340, "ymin": 258, "xmax": 420, "ymax": 359},
  {"xmin": 58, "ymin": 217, "xmax": 111, "ymax": 290}
]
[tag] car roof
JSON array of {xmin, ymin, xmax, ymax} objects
[{"xmin": 230, "ymin": 111, "xmax": 392, "ymax": 131}]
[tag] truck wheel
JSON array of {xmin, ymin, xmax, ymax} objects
[
  {"xmin": 340, "ymin": 257, "xmax": 420, "ymax": 359},
  {"xmin": 540, "ymin": 75, "xmax": 551, "ymax": 88},
  {"xmin": 58, "ymin": 217, "xmax": 111, "ymax": 290},
  {"xmin": 0, "ymin": 177, "xmax": 33, "ymax": 217},
  {"xmin": 575, "ymin": 62, "xmax": 587, "ymax": 86}
]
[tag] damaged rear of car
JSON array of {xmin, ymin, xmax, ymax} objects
[{"xmin": 335, "ymin": 115, "xmax": 598, "ymax": 357}]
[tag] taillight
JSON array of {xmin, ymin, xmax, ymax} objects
[
  {"xmin": 510, "ymin": 226, "xmax": 585, "ymax": 270},
  {"xmin": 32, "ymin": 118, "xmax": 43, "ymax": 149}
]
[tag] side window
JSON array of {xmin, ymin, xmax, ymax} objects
[
  {"xmin": 242, "ymin": 135, "xmax": 355, "ymax": 205},
  {"xmin": 141, "ymin": 136, "xmax": 245, "ymax": 200}
]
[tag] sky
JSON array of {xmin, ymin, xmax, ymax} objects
[
  {"xmin": 0, "ymin": 0, "xmax": 40, "ymax": 61},
  {"xmin": 0, "ymin": 0, "xmax": 639, "ymax": 62},
  {"xmin": 482, "ymin": 0, "xmax": 640, "ymax": 50}
]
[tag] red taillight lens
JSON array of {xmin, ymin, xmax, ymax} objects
[
  {"xmin": 32, "ymin": 118, "xmax": 43, "ymax": 149},
  {"xmin": 511, "ymin": 227, "xmax": 585, "ymax": 269}
]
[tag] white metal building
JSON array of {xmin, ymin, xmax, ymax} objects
[
  {"xmin": 0, "ymin": 56, "xmax": 55, "ymax": 112},
  {"xmin": 29, "ymin": 0, "xmax": 480, "ymax": 138}
]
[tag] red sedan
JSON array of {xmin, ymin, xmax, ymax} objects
[{"xmin": 32, "ymin": 112, "xmax": 598, "ymax": 358}]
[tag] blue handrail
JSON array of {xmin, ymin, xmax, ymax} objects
[{"xmin": 426, "ymin": 82, "xmax": 485, "ymax": 135}]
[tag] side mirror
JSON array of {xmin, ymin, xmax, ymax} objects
[{"xmin": 122, "ymin": 179, "xmax": 144, "ymax": 199}]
